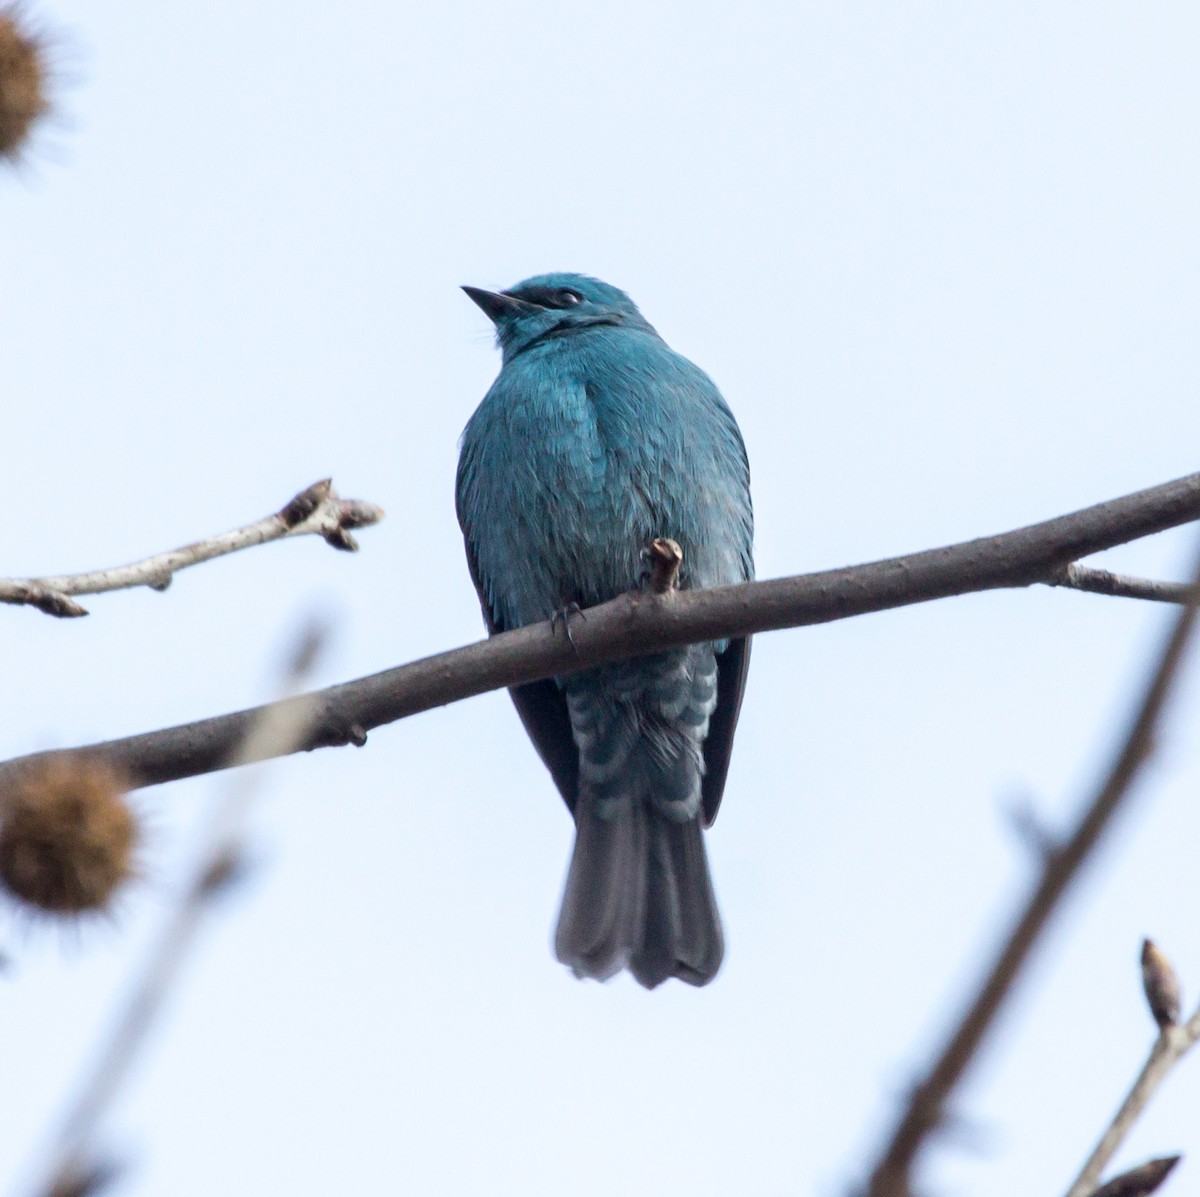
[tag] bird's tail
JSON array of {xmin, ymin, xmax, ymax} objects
[{"xmin": 553, "ymin": 796, "xmax": 724, "ymax": 989}]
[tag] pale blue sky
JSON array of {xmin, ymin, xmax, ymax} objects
[{"xmin": 5, "ymin": 3, "xmax": 1200, "ymax": 1194}]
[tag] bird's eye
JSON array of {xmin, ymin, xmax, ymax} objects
[{"xmin": 558, "ymin": 289, "xmax": 583, "ymax": 306}]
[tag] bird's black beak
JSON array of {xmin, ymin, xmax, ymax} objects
[{"xmin": 462, "ymin": 286, "xmax": 538, "ymax": 324}]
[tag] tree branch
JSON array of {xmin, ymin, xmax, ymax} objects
[
  {"xmin": 862, "ymin": 538, "xmax": 1200, "ymax": 1197},
  {"xmin": 0, "ymin": 479, "xmax": 385, "ymax": 618},
  {"xmin": 0, "ymin": 470, "xmax": 1198, "ymax": 791},
  {"xmin": 1064, "ymin": 942, "xmax": 1200, "ymax": 1197},
  {"xmin": 1050, "ymin": 564, "xmax": 1200, "ymax": 606},
  {"xmin": 1064, "ymin": 1028, "xmax": 1196, "ymax": 1197}
]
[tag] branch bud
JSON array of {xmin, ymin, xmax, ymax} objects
[
  {"xmin": 278, "ymin": 479, "xmax": 332, "ymax": 528},
  {"xmin": 1141, "ymin": 939, "xmax": 1182, "ymax": 1030},
  {"xmin": 21, "ymin": 584, "xmax": 88, "ymax": 618},
  {"xmin": 1093, "ymin": 1155, "xmax": 1181, "ymax": 1197},
  {"xmin": 337, "ymin": 499, "xmax": 385, "ymax": 529}
]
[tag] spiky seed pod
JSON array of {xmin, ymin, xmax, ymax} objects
[
  {"xmin": 0, "ymin": 8, "xmax": 49, "ymax": 163},
  {"xmin": 1140, "ymin": 939, "xmax": 1182, "ymax": 1030},
  {"xmin": 0, "ymin": 758, "xmax": 138, "ymax": 916}
]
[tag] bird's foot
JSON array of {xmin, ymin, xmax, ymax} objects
[{"xmin": 550, "ymin": 602, "xmax": 586, "ymax": 650}]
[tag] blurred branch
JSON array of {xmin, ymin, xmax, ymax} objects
[
  {"xmin": 0, "ymin": 479, "xmax": 384, "ymax": 617},
  {"xmin": 1064, "ymin": 942, "xmax": 1199, "ymax": 1197},
  {"xmin": 0, "ymin": 469, "xmax": 1199, "ymax": 790},
  {"xmin": 33, "ymin": 623, "xmax": 329, "ymax": 1197},
  {"xmin": 863, "ymin": 540, "xmax": 1200, "ymax": 1197}
]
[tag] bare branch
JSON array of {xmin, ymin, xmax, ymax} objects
[
  {"xmin": 1051, "ymin": 564, "xmax": 1200, "ymax": 606},
  {"xmin": 1064, "ymin": 944, "xmax": 1200, "ymax": 1197},
  {"xmin": 1064, "ymin": 1028, "xmax": 1196, "ymax": 1197},
  {"xmin": 0, "ymin": 480, "xmax": 384, "ymax": 618},
  {"xmin": 0, "ymin": 471, "xmax": 1197, "ymax": 793},
  {"xmin": 863, "ymin": 538, "xmax": 1200, "ymax": 1197},
  {"xmin": 1002, "ymin": 793, "xmax": 1061, "ymax": 863}
]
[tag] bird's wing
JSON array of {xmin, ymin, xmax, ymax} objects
[
  {"xmin": 701, "ymin": 635, "xmax": 752, "ymax": 826},
  {"xmin": 456, "ymin": 487, "xmax": 581, "ymax": 814},
  {"xmin": 507, "ymin": 678, "xmax": 580, "ymax": 814}
]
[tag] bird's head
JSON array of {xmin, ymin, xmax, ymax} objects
[{"xmin": 463, "ymin": 273, "xmax": 654, "ymax": 361}]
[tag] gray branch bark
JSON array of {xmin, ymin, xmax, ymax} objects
[{"xmin": 1, "ymin": 469, "xmax": 1198, "ymax": 792}]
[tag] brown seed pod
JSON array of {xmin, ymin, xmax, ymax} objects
[
  {"xmin": 0, "ymin": 5, "xmax": 50, "ymax": 163},
  {"xmin": 0, "ymin": 757, "xmax": 138, "ymax": 916}
]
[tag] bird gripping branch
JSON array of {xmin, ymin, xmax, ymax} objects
[{"xmin": 457, "ymin": 273, "xmax": 754, "ymax": 988}]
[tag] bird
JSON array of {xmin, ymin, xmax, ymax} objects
[{"xmin": 456, "ymin": 272, "xmax": 753, "ymax": 988}]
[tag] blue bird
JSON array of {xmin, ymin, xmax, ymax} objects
[{"xmin": 456, "ymin": 273, "xmax": 753, "ymax": 988}]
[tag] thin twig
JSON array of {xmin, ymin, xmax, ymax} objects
[
  {"xmin": 863, "ymin": 539, "xmax": 1200, "ymax": 1197},
  {"xmin": 1050, "ymin": 564, "xmax": 1200, "ymax": 605},
  {"xmin": 32, "ymin": 622, "xmax": 330, "ymax": 1197},
  {"xmin": 0, "ymin": 480, "xmax": 384, "ymax": 617},
  {"xmin": 1063, "ymin": 1028, "xmax": 1197, "ymax": 1197},
  {"xmin": 2, "ymin": 470, "xmax": 1199, "ymax": 794}
]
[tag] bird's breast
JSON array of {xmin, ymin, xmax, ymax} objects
[{"xmin": 459, "ymin": 333, "xmax": 748, "ymax": 630}]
